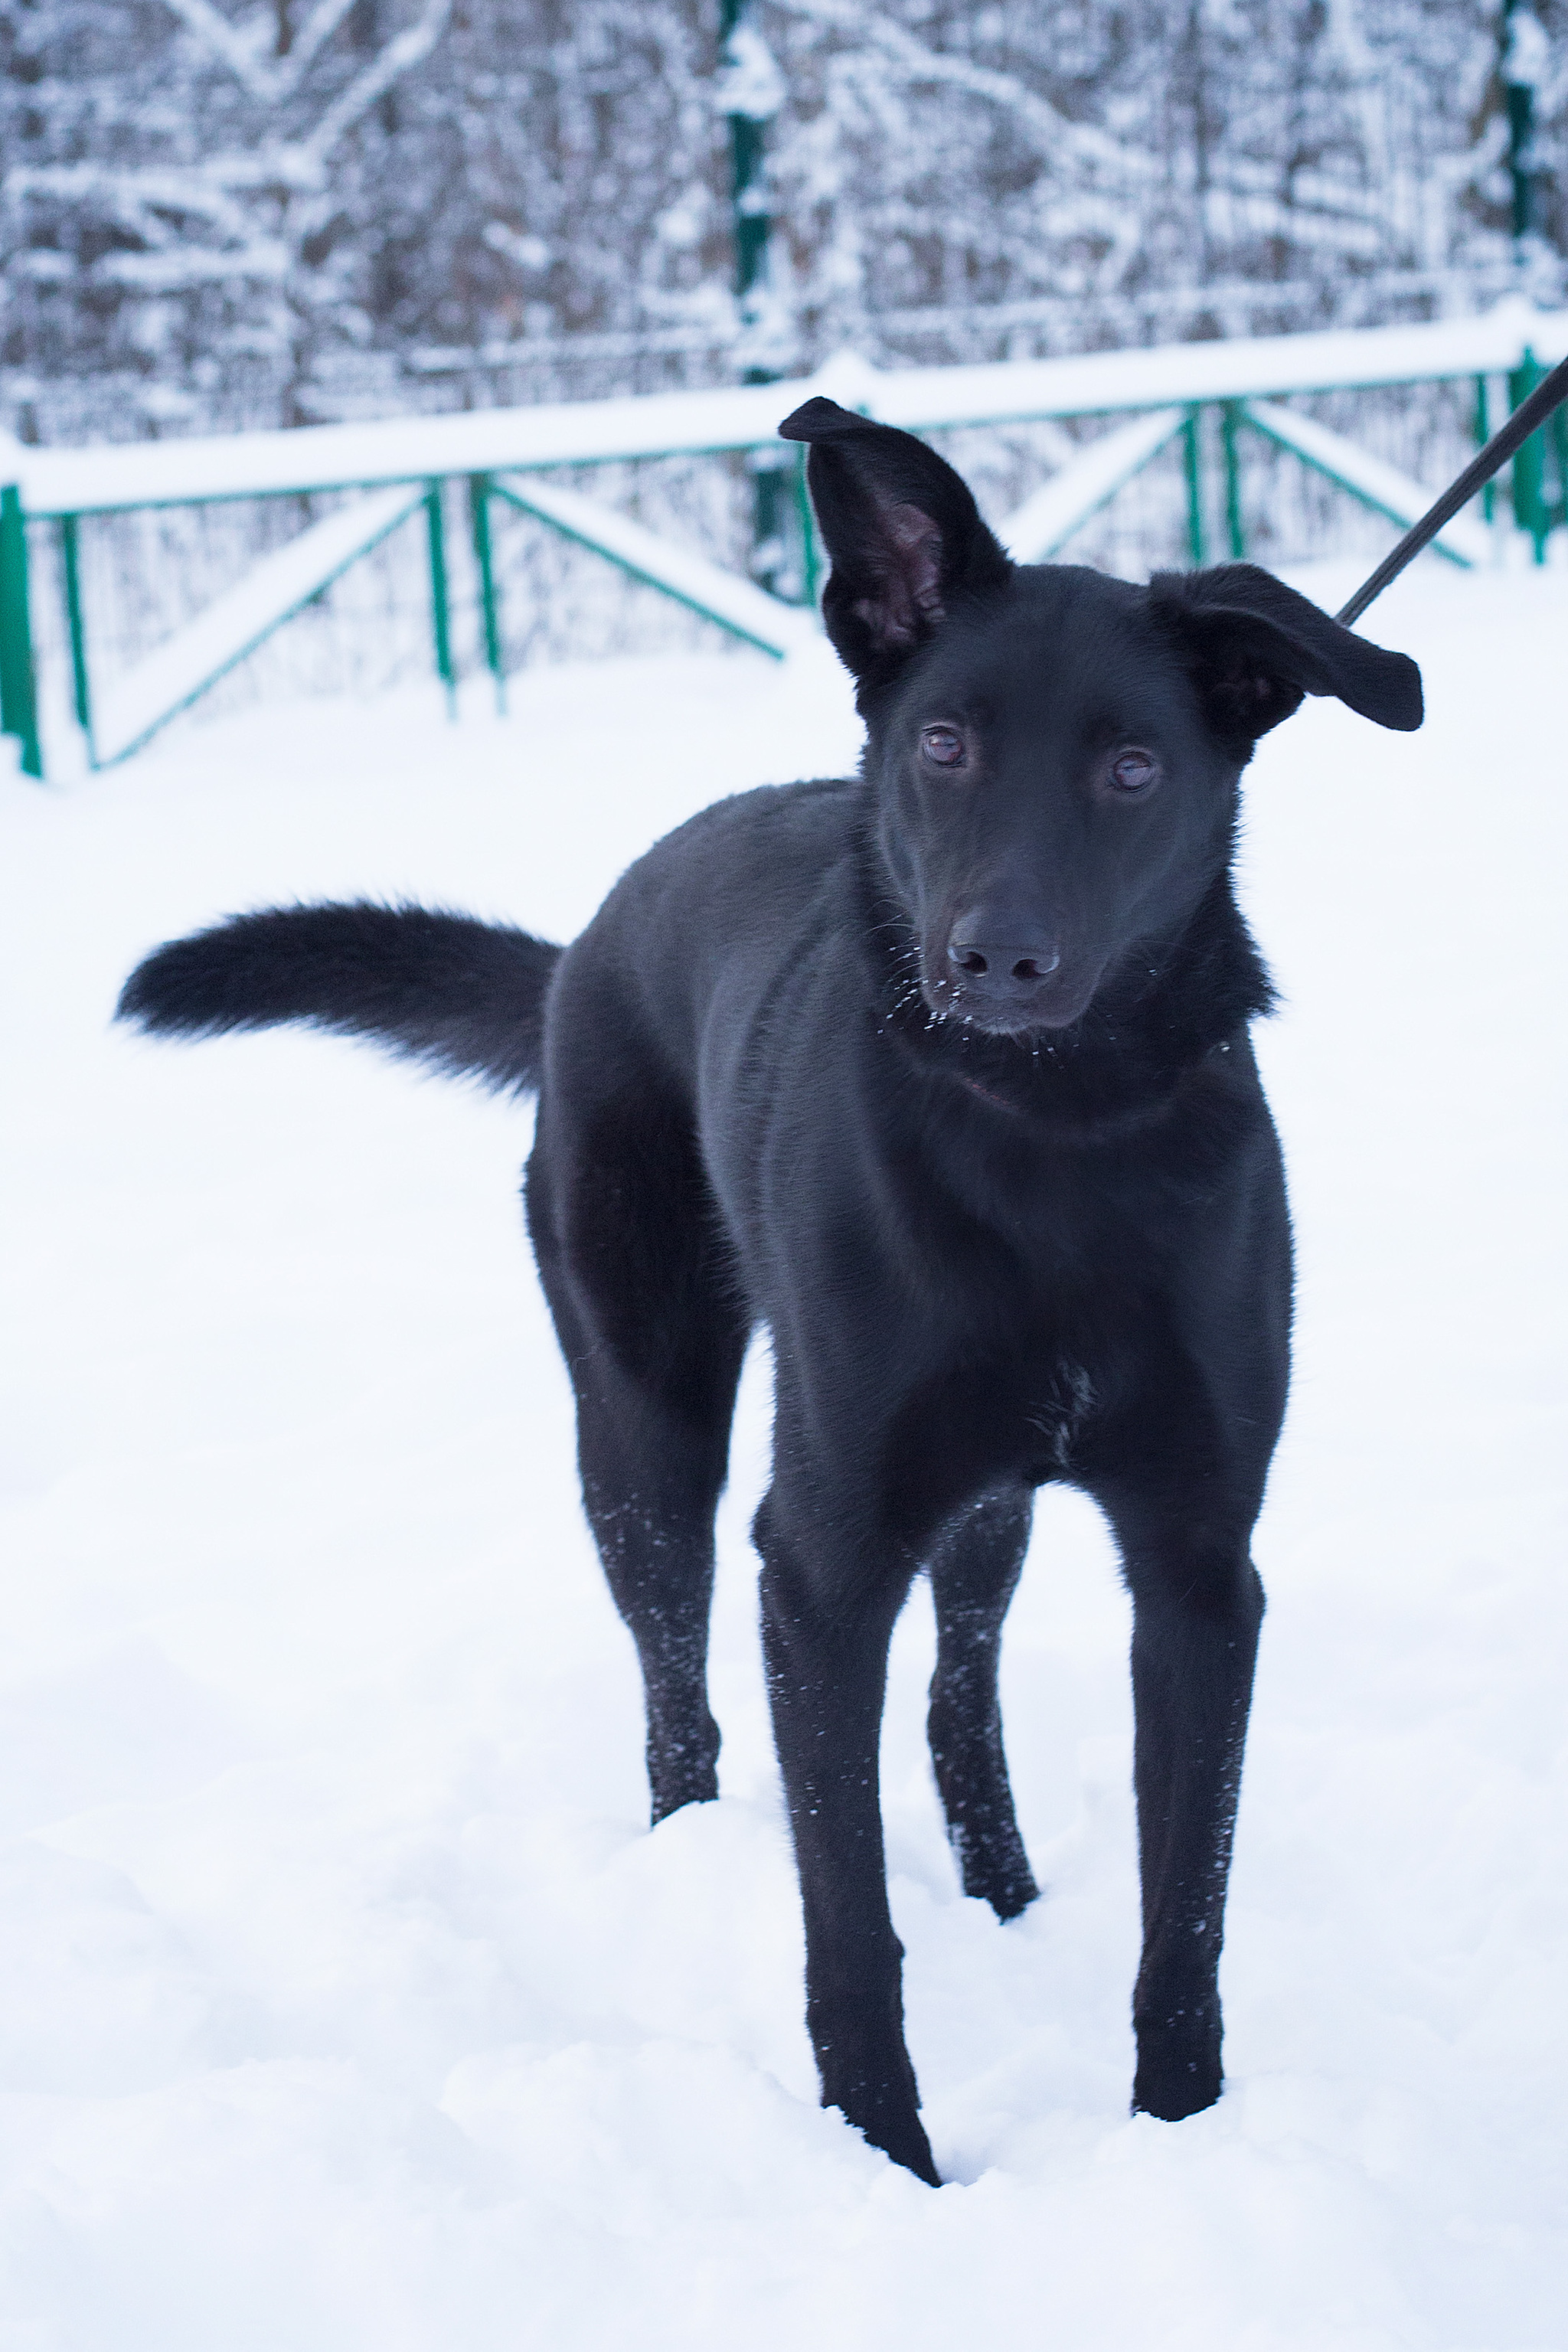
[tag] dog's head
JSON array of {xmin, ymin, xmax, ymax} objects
[{"xmin": 779, "ymin": 397, "xmax": 1422, "ymax": 1039}]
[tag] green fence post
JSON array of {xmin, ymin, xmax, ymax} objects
[
  {"xmin": 1183, "ymin": 408, "xmax": 1207, "ymax": 569},
  {"xmin": 794, "ymin": 446, "xmax": 820, "ymax": 612},
  {"xmin": 0, "ymin": 483, "xmax": 42, "ymax": 779},
  {"xmin": 59, "ymin": 512, "xmax": 96, "ymax": 763},
  {"xmin": 468, "ymin": 474, "xmax": 505, "ymax": 714},
  {"xmin": 720, "ymin": 0, "xmax": 811, "ymax": 601},
  {"xmin": 1474, "ymin": 375, "xmax": 1494, "ymax": 527},
  {"xmin": 1220, "ymin": 402, "xmax": 1245, "ymax": 560},
  {"xmin": 425, "ymin": 480, "xmax": 457, "ymax": 715},
  {"xmin": 1504, "ymin": 0, "xmax": 1547, "ymax": 255},
  {"xmin": 1509, "ymin": 351, "xmax": 1549, "ymax": 563}
]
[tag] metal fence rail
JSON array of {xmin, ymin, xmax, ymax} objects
[{"xmin": 3, "ymin": 299, "xmax": 1565, "ymax": 781}]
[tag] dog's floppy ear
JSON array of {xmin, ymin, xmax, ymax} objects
[
  {"xmin": 1150, "ymin": 562, "xmax": 1423, "ymax": 752},
  {"xmin": 778, "ymin": 397, "xmax": 1012, "ymax": 694}
]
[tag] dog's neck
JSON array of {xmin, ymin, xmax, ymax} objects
[{"xmin": 854, "ymin": 825, "xmax": 1275, "ymax": 1135}]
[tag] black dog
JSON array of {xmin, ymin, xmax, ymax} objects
[{"xmin": 118, "ymin": 399, "xmax": 1421, "ymax": 2184}]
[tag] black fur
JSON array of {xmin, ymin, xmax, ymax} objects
[
  {"xmin": 118, "ymin": 400, "xmax": 1423, "ymax": 2187},
  {"xmin": 117, "ymin": 900, "xmax": 560, "ymax": 1096}
]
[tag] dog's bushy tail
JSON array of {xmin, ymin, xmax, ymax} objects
[{"xmin": 116, "ymin": 901, "xmax": 563, "ymax": 1096}]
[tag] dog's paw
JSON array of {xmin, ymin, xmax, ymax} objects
[
  {"xmin": 949, "ymin": 1815, "xmax": 1039, "ymax": 1922},
  {"xmin": 1131, "ymin": 2006, "xmax": 1223, "ymax": 2120}
]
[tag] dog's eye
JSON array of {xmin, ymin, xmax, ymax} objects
[
  {"xmin": 1109, "ymin": 750, "xmax": 1159, "ymax": 794},
  {"xmin": 922, "ymin": 727, "xmax": 965, "ymax": 768}
]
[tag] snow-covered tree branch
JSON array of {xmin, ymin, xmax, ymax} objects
[{"xmin": 1, "ymin": 0, "xmax": 1560, "ymax": 443}]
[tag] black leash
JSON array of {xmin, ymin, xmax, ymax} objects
[{"xmin": 1336, "ymin": 351, "xmax": 1568, "ymax": 627}]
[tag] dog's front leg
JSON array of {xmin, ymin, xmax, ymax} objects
[
  {"xmin": 1104, "ymin": 1496, "xmax": 1266, "ymax": 2122},
  {"xmin": 754, "ymin": 1485, "xmax": 936, "ymax": 2184}
]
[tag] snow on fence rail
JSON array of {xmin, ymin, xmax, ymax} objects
[
  {"xmin": 89, "ymin": 485, "xmax": 430, "ymax": 769},
  {"xmin": 3, "ymin": 297, "xmax": 1566, "ymax": 779}
]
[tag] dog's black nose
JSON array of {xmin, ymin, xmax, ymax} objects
[{"xmin": 947, "ymin": 915, "xmax": 1062, "ymax": 990}]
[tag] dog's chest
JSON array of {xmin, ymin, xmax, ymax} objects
[{"xmin": 891, "ymin": 1148, "xmax": 1163, "ymax": 1483}]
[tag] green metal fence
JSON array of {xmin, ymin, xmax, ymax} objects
[{"xmin": 3, "ymin": 300, "xmax": 1565, "ymax": 783}]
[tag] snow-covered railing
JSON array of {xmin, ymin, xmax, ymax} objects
[
  {"xmin": 3, "ymin": 296, "xmax": 1566, "ymax": 779},
  {"xmin": 12, "ymin": 302, "xmax": 1568, "ymax": 518},
  {"xmin": 90, "ymin": 485, "xmax": 431, "ymax": 768},
  {"xmin": 1238, "ymin": 400, "xmax": 1492, "ymax": 567},
  {"xmin": 999, "ymin": 409, "xmax": 1188, "ymax": 562},
  {"xmin": 485, "ymin": 475, "xmax": 818, "ymax": 668}
]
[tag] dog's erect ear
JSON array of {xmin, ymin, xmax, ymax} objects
[
  {"xmin": 778, "ymin": 397, "xmax": 1012, "ymax": 693},
  {"xmin": 1150, "ymin": 563, "xmax": 1423, "ymax": 752}
]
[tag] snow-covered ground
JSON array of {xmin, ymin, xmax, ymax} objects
[{"xmin": 2, "ymin": 561, "xmax": 1564, "ymax": 2350}]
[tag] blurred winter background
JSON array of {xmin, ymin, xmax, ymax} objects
[
  {"xmin": 2, "ymin": 10, "xmax": 1566, "ymax": 2350},
  {"xmin": 3, "ymin": 0, "xmax": 1566, "ymax": 724},
  {"xmin": 6, "ymin": 1, "xmax": 1565, "ymax": 428}
]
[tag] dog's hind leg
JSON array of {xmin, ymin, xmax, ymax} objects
[
  {"xmin": 926, "ymin": 1486, "xmax": 1038, "ymax": 1921},
  {"xmin": 526, "ymin": 1099, "xmax": 748, "ymax": 1824}
]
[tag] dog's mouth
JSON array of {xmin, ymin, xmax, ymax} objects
[{"xmin": 918, "ymin": 944, "xmax": 1107, "ymax": 1037}]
